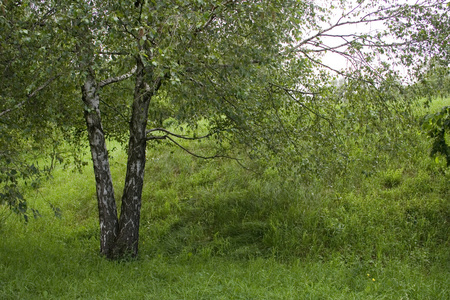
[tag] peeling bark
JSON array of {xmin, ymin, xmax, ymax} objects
[
  {"xmin": 81, "ymin": 71, "xmax": 119, "ymax": 259},
  {"xmin": 112, "ymin": 59, "xmax": 162, "ymax": 258},
  {"xmin": 81, "ymin": 58, "xmax": 161, "ymax": 259}
]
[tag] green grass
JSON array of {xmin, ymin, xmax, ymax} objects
[
  {"xmin": 1, "ymin": 229, "xmax": 449, "ymax": 299},
  {"xmin": 1, "ymin": 97, "xmax": 450, "ymax": 299}
]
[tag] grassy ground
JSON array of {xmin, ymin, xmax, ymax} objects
[
  {"xmin": 1, "ymin": 240, "xmax": 448, "ymax": 299},
  {"xmin": 0, "ymin": 97, "xmax": 449, "ymax": 299}
]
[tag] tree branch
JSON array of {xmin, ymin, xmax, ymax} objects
[
  {"xmin": 145, "ymin": 127, "xmax": 247, "ymax": 168},
  {"xmin": 194, "ymin": 5, "xmax": 218, "ymax": 32},
  {"xmin": 165, "ymin": 136, "xmax": 247, "ymax": 168},
  {"xmin": 284, "ymin": 90, "xmax": 332, "ymax": 125},
  {"xmin": 97, "ymin": 51, "xmax": 130, "ymax": 56},
  {"xmin": 269, "ymin": 82, "xmax": 320, "ymax": 96},
  {"xmin": 99, "ymin": 65, "xmax": 137, "ymax": 88},
  {"xmin": 146, "ymin": 128, "xmax": 216, "ymax": 140},
  {"xmin": 288, "ymin": 3, "xmax": 403, "ymax": 55},
  {"xmin": 299, "ymin": 51, "xmax": 379, "ymax": 84}
]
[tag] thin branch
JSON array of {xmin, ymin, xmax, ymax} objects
[
  {"xmin": 145, "ymin": 126, "xmax": 247, "ymax": 168},
  {"xmin": 305, "ymin": 40, "xmax": 353, "ymax": 53},
  {"xmin": 118, "ymin": 17, "xmax": 139, "ymax": 41},
  {"xmin": 300, "ymin": 51, "xmax": 348, "ymax": 76},
  {"xmin": 165, "ymin": 136, "xmax": 248, "ymax": 169},
  {"xmin": 28, "ymin": 73, "xmax": 62, "ymax": 98},
  {"xmin": 284, "ymin": 90, "xmax": 332, "ymax": 124},
  {"xmin": 269, "ymin": 82, "xmax": 320, "ymax": 95},
  {"xmin": 97, "ymin": 51, "xmax": 130, "ymax": 56},
  {"xmin": 320, "ymin": 33, "xmax": 366, "ymax": 39},
  {"xmin": 194, "ymin": 5, "xmax": 218, "ymax": 32},
  {"xmin": 268, "ymin": 88, "xmax": 297, "ymax": 149},
  {"xmin": 192, "ymin": 0, "xmax": 235, "ymax": 34},
  {"xmin": 204, "ymin": 77, "xmax": 239, "ymax": 110},
  {"xmin": 99, "ymin": 99, "xmax": 129, "ymax": 123},
  {"xmin": 305, "ymin": 43, "xmax": 357, "ymax": 62},
  {"xmin": 300, "ymin": 51, "xmax": 378, "ymax": 85},
  {"xmin": 283, "ymin": 89, "xmax": 348, "ymax": 158},
  {"xmin": 0, "ymin": 100, "xmax": 27, "ymax": 119},
  {"xmin": 289, "ymin": 4, "xmax": 402, "ymax": 54},
  {"xmin": 146, "ymin": 127, "xmax": 216, "ymax": 140},
  {"xmin": 99, "ymin": 65, "xmax": 137, "ymax": 88}
]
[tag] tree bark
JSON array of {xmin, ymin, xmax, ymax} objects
[
  {"xmin": 112, "ymin": 59, "xmax": 161, "ymax": 258},
  {"xmin": 82, "ymin": 59, "xmax": 162, "ymax": 259},
  {"xmin": 81, "ymin": 71, "xmax": 119, "ymax": 259}
]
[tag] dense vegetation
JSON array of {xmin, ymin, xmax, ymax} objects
[
  {"xmin": 1, "ymin": 95, "xmax": 449, "ymax": 298},
  {"xmin": 2, "ymin": 0, "xmax": 449, "ymax": 259},
  {"xmin": 1, "ymin": 0, "xmax": 450, "ymax": 298}
]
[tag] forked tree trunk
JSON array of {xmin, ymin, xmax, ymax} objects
[
  {"xmin": 82, "ymin": 60, "xmax": 161, "ymax": 259},
  {"xmin": 81, "ymin": 71, "xmax": 119, "ymax": 259}
]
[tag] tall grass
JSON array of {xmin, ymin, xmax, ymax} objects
[{"xmin": 0, "ymin": 97, "xmax": 449, "ymax": 298}]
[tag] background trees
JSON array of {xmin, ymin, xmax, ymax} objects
[{"xmin": 1, "ymin": 0, "xmax": 449, "ymax": 259}]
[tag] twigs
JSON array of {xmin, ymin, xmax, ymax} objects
[{"xmin": 283, "ymin": 90, "xmax": 332, "ymax": 125}]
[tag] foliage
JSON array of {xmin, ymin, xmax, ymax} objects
[
  {"xmin": 423, "ymin": 106, "xmax": 450, "ymax": 166},
  {"xmin": 1, "ymin": 0, "xmax": 450, "ymax": 259},
  {"xmin": 0, "ymin": 95, "xmax": 449, "ymax": 296},
  {"xmin": 383, "ymin": 0, "xmax": 450, "ymax": 73},
  {"xmin": 0, "ymin": 0, "xmax": 87, "ymax": 219},
  {"xmin": 416, "ymin": 62, "xmax": 450, "ymax": 166}
]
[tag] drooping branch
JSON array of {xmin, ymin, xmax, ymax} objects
[
  {"xmin": 300, "ymin": 51, "xmax": 349, "ymax": 77},
  {"xmin": 146, "ymin": 127, "xmax": 216, "ymax": 140},
  {"xmin": 267, "ymin": 89, "xmax": 297, "ymax": 149},
  {"xmin": 165, "ymin": 135, "xmax": 247, "ymax": 168},
  {"xmin": 286, "ymin": 1, "xmax": 416, "ymax": 69},
  {"xmin": 145, "ymin": 127, "xmax": 247, "ymax": 168},
  {"xmin": 99, "ymin": 99, "xmax": 129, "ymax": 123},
  {"xmin": 280, "ymin": 87, "xmax": 348, "ymax": 159},
  {"xmin": 300, "ymin": 51, "xmax": 381, "ymax": 85},
  {"xmin": 268, "ymin": 82, "xmax": 320, "ymax": 96},
  {"xmin": 283, "ymin": 89, "xmax": 332, "ymax": 125}
]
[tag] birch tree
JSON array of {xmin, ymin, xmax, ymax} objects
[{"xmin": 1, "ymin": 0, "xmax": 449, "ymax": 259}]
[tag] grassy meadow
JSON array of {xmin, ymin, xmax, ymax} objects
[{"xmin": 1, "ymin": 97, "xmax": 449, "ymax": 299}]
